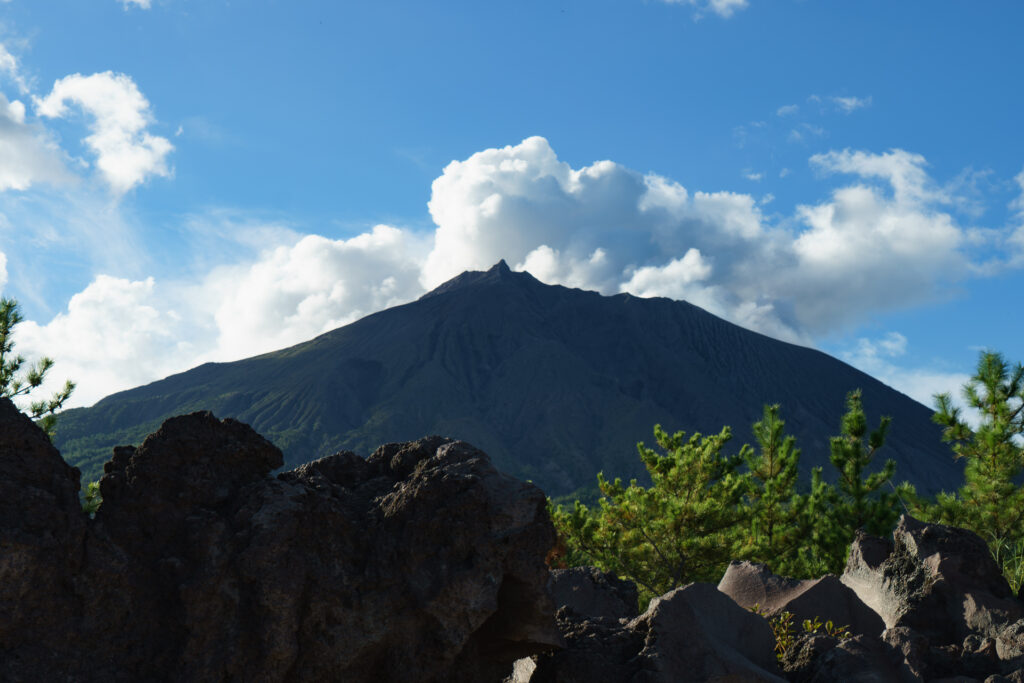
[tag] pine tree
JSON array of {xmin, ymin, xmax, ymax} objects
[
  {"xmin": 0, "ymin": 297, "xmax": 75, "ymax": 437},
  {"xmin": 929, "ymin": 351, "xmax": 1024, "ymax": 552},
  {"xmin": 551, "ymin": 424, "xmax": 750, "ymax": 606},
  {"xmin": 741, "ymin": 404, "xmax": 812, "ymax": 576},
  {"xmin": 822, "ymin": 390, "xmax": 907, "ymax": 570}
]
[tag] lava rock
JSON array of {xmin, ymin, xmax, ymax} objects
[
  {"xmin": 841, "ymin": 515, "xmax": 1023, "ymax": 645},
  {"xmin": 0, "ymin": 406, "xmax": 561, "ymax": 682},
  {"xmin": 527, "ymin": 581, "xmax": 785, "ymax": 682},
  {"xmin": 547, "ymin": 566, "xmax": 639, "ymax": 622},
  {"xmin": 718, "ymin": 560, "xmax": 884, "ymax": 639}
]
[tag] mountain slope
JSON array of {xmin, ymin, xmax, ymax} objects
[{"xmin": 55, "ymin": 261, "xmax": 962, "ymax": 496}]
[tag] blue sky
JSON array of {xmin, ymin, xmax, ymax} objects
[{"xmin": 1, "ymin": 0, "xmax": 1022, "ymax": 411}]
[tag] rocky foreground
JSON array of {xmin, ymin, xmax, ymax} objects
[{"xmin": 2, "ymin": 397, "xmax": 1024, "ymax": 682}]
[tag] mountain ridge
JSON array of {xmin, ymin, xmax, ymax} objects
[{"xmin": 55, "ymin": 261, "xmax": 963, "ymax": 497}]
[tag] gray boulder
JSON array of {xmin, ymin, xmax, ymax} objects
[
  {"xmin": 547, "ymin": 566, "xmax": 639, "ymax": 621},
  {"xmin": 528, "ymin": 581, "xmax": 785, "ymax": 682},
  {"xmin": 841, "ymin": 515, "xmax": 1023, "ymax": 645},
  {"xmin": 718, "ymin": 560, "xmax": 885, "ymax": 639}
]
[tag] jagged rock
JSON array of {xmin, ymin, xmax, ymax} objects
[
  {"xmin": 803, "ymin": 634, "xmax": 907, "ymax": 682},
  {"xmin": 0, "ymin": 404, "xmax": 561, "ymax": 682},
  {"xmin": 779, "ymin": 633, "xmax": 842, "ymax": 682},
  {"xmin": 997, "ymin": 619, "xmax": 1024, "ymax": 671},
  {"xmin": 547, "ymin": 566, "xmax": 639, "ymax": 621},
  {"xmin": 841, "ymin": 515, "xmax": 1023, "ymax": 645},
  {"xmin": 882, "ymin": 626, "xmax": 929, "ymax": 682},
  {"xmin": 718, "ymin": 560, "xmax": 884, "ymax": 638},
  {"xmin": 527, "ymin": 581, "xmax": 785, "ymax": 682},
  {"xmin": 0, "ymin": 398, "xmax": 87, "ymax": 677}
]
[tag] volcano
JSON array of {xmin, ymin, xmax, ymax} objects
[{"xmin": 55, "ymin": 261, "xmax": 961, "ymax": 497}]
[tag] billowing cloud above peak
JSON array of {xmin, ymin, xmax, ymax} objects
[
  {"xmin": 424, "ymin": 137, "xmax": 977, "ymax": 341},
  {"xmin": 15, "ymin": 137, "xmax": 1001, "ymax": 407}
]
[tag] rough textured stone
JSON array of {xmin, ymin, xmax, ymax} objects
[
  {"xmin": 841, "ymin": 515, "xmax": 1023, "ymax": 645},
  {"xmin": 797, "ymin": 634, "xmax": 906, "ymax": 682},
  {"xmin": 779, "ymin": 633, "xmax": 842, "ymax": 682},
  {"xmin": 882, "ymin": 626, "xmax": 929, "ymax": 682},
  {"xmin": 547, "ymin": 566, "xmax": 639, "ymax": 621},
  {"xmin": 0, "ymin": 403, "xmax": 561, "ymax": 682},
  {"xmin": 0, "ymin": 398, "xmax": 87, "ymax": 678},
  {"xmin": 718, "ymin": 560, "xmax": 885, "ymax": 638},
  {"xmin": 528, "ymin": 581, "xmax": 785, "ymax": 682}
]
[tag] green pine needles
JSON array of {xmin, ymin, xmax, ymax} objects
[
  {"xmin": 0, "ymin": 297, "xmax": 75, "ymax": 438},
  {"xmin": 551, "ymin": 392, "xmax": 905, "ymax": 606},
  {"xmin": 552, "ymin": 351, "xmax": 1024, "ymax": 606},
  {"xmin": 551, "ymin": 426, "xmax": 749, "ymax": 603},
  {"xmin": 917, "ymin": 351, "xmax": 1024, "ymax": 589}
]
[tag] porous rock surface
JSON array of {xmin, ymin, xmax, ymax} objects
[
  {"xmin": 519, "ymin": 574, "xmax": 785, "ymax": 682},
  {"xmin": 781, "ymin": 514, "xmax": 1024, "ymax": 682},
  {"xmin": 0, "ymin": 398, "xmax": 560, "ymax": 682},
  {"xmin": 718, "ymin": 560, "xmax": 885, "ymax": 639},
  {"xmin": 842, "ymin": 515, "xmax": 1022, "ymax": 644}
]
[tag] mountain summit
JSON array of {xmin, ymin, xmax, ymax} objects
[{"xmin": 56, "ymin": 263, "xmax": 961, "ymax": 496}]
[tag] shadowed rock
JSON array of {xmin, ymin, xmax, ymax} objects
[
  {"xmin": 0, "ymin": 398, "xmax": 87, "ymax": 675},
  {"xmin": 547, "ymin": 566, "xmax": 639, "ymax": 622},
  {"xmin": 0, "ymin": 400, "xmax": 560, "ymax": 682},
  {"xmin": 524, "ymin": 582, "xmax": 785, "ymax": 682}
]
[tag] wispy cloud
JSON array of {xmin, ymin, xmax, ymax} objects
[
  {"xmin": 661, "ymin": 0, "xmax": 749, "ymax": 19},
  {"xmin": 776, "ymin": 104, "xmax": 799, "ymax": 117},
  {"xmin": 809, "ymin": 93, "xmax": 873, "ymax": 114},
  {"xmin": 0, "ymin": 43, "xmax": 29, "ymax": 94},
  {"xmin": 833, "ymin": 95, "xmax": 872, "ymax": 113},
  {"xmin": 839, "ymin": 332, "xmax": 971, "ymax": 412}
]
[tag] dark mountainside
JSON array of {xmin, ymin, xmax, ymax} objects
[{"xmin": 55, "ymin": 260, "xmax": 961, "ymax": 497}]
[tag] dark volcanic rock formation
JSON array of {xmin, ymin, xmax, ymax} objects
[
  {"xmin": 523, "ymin": 581, "xmax": 785, "ymax": 682},
  {"xmin": 0, "ymin": 398, "xmax": 560, "ymax": 682},
  {"xmin": 55, "ymin": 261, "xmax": 961, "ymax": 498},
  {"xmin": 547, "ymin": 566, "xmax": 640, "ymax": 622}
]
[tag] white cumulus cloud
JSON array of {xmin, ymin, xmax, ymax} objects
[
  {"xmin": 15, "ymin": 276, "xmax": 189, "ymax": 407},
  {"xmin": 16, "ymin": 137, "xmax": 1002, "ymax": 406},
  {"xmin": 423, "ymin": 137, "xmax": 980, "ymax": 340},
  {"xmin": 36, "ymin": 72, "xmax": 173, "ymax": 193},
  {"xmin": 120, "ymin": 0, "xmax": 152, "ymax": 8},
  {"xmin": 199, "ymin": 226, "xmax": 429, "ymax": 361}
]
